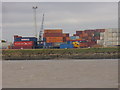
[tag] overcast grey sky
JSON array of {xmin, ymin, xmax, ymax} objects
[{"xmin": 2, "ymin": 2, "xmax": 118, "ymax": 42}]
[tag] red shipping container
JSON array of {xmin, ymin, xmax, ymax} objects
[
  {"xmin": 14, "ymin": 35, "xmax": 22, "ymax": 39},
  {"xmin": 14, "ymin": 41, "xmax": 34, "ymax": 46},
  {"xmin": 73, "ymin": 34, "xmax": 77, "ymax": 36},
  {"xmin": 95, "ymin": 29, "xmax": 105, "ymax": 32},
  {"xmin": 88, "ymin": 36, "xmax": 92, "ymax": 40},
  {"xmin": 94, "ymin": 36, "xmax": 100, "ymax": 40},
  {"xmin": 85, "ymin": 30, "xmax": 95, "ymax": 33},
  {"xmin": 87, "ymin": 39, "xmax": 92, "ymax": 42},
  {"xmin": 79, "ymin": 34, "xmax": 83, "ymax": 38},
  {"xmin": 76, "ymin": 31, "xmax": 83, "ymax": 35},
  {"xmin": 63, "ymin": 33, "xmax": 69, "ymax": 37},
  {"xmin": 63, "ymin": 37, "xmax": 70, "ymax": 42},
  {"xmin": 73, "ymin": 34, "xmax": 80, "ymax": 36},
  {"xmin": 17, "ymin": 36, "xmax": 22, "ymax": 38},
  {"xmin": 87, "ymin": 41, "xmax": 97, "ymax": 47},
  {"xmin": 79, "ymin": 33, "xmax": 88, "ymax": 38},
  {"xmin": 14, "ymin": 35, "xmax": 18, "ymax": 39},
  {"xmin": 79, "ymin": 42, "xmax": 88, "ymax": 47}
]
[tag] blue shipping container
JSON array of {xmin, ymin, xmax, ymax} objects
[
  {"xmin": 45, "ymin": 43, "xmax": 53, "ymax": 47},
  {"xmin": 67, "ymin": 41, "xmax": 72, "ymax": 44},
  {"xmin": 43, "ymin": 38, "xmax": 46, "ymax": 42},
  {"xmin": 70, "ymin": 36, "xmax": 79, "ymax": 40},
  {"xmin": 14, "ymin": 37, "xmax": 37, "ymax": 42},
  {"xmin": 60, "ymin": 44, "xmax": 74, "ymax": 49}
]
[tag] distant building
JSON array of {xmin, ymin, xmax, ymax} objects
[
  {"xmin": 97, "ymin": 28, "xmax": 120, "ymax": 47},
  {"xmin": 0, "ymin": 40, "xmax": 12, "ymax": 49}
]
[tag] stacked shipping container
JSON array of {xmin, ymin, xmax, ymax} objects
[
  {"xmin": 45, "ymin": 37, "xmax": 63, "ymax": 43},
  {"xmin": 63, "ymin": 33, "xmax": 70, "ymax": 42},
  {"xmin": 13, "ymin": 35, "xmax": 37, "ymax": 49},
  {"xmin": 76, "ymin": 29, "xmax": 105, "ymax": 47},
  {"xmin": 43, "ymin": 29, "xmax": 64, "ymax": 43},
  {"xmin": 12, "ymin": 29, "xmax": 107, "ymax": 49},
  {"xmin": 97, "ymin": 28, "xmax": 119, "ymax": 47},
  {"xmin": 70, "ymin": 36, "xmax": 79, "ymax": 40}
]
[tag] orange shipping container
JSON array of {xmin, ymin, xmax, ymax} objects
[
  {"xmin": 44, "ymin": 29, "xmax": 63, "ymax": 33},
  {"xmin": 79, "ymin": 33, "xmax": 88, "ymax": 38},
  {"xmin": 66, "ymin": 37, "xmax": 70, "ymax": 41},
  {"xmin": 79, "ymin": 34, "xmax": 83, "ymax": 38},
  {"xmin": 88, "ymin": 36, "xmax": 92, "ymax": 40},
  {"xmin": 43, "ymin": 33, "xmax": 63, "ymax": 37},
  {"xmin": 76, "ymin": 38, "xmax": 82, "ymax": 40},
  {"xmin": 46, "ymin": 37, "xmax": 63, "ymax": 43},
  {"xmin": 83, "ymin": 33, "xmax": 88, "ymax": 37},
  {"xmin": 63, "ymin": 37, "xmax": 70, "ymax": 42},
  {"xmin": 63, "ymin": 33, "xmax": 69, "ymax": 37}
]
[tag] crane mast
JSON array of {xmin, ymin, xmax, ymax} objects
[{"xmin": 39, "ymin": 13, "xmax": 44, "ymax": 41}]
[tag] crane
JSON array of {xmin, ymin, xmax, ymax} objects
[{"xmin": 39, "ymin": 13, "xmax": 44, "ymax": 41}]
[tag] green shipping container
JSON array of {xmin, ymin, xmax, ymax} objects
[{"xmin": 94, "ymin": 32, "xmax": 100, "ymax": 37}]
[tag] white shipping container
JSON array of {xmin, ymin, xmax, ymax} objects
[
  {"xmin": 100, "ymin": 33, "xmax": 104, "ymax": 36},
  {"xmin": 100, "ymin": 36, "xmax": 104, "ymax": 40},
  {"xmin": 97, "ymin": 40, "xmax": 104, "ymax": 45}
]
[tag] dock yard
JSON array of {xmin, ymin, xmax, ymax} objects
[{"xmin": 1, "ymin": 2, "xmax": 119, "ymax": 89}]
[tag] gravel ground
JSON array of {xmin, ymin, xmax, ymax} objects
[{"xmin": 2, "ymin": 59, "xmax": 118, "ymax": 88}]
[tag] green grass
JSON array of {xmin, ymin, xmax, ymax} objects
[
  {"xmin": 2, "ymin": 47, "xmax": 119, "ymax": 60},
  {"xmin": 2, "ymin": 47, "xmax": 119, "ymax": 54}
]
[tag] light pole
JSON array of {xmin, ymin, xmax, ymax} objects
[{"xmin": 33, "ymin": 6, "xmax": 38, "ymax": 38}]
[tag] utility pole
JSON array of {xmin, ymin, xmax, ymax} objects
[
  {"xmin": 39, "ymin": 13, "xmax": 44, "ymax": 41},
  {"xmin": 32, "ymin": 6, "xmax": 38, "ymax": 38}
]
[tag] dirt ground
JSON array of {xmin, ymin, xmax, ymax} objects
[{"xmin": 2, "ymin": 59, "xmax": 118, "ymax": 88}]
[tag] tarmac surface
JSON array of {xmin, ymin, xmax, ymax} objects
[{"xmin": 2, "ymin": 59, "xmax": 118, "ymax": 88}]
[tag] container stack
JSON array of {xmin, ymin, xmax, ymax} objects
[
  {"xmin": 63, "ymin": 33, "xmax": 70, "ymax": 42},
  {"xmin": 97, "ymin": 28, "xmax": 119, "ymax": 47},
  {"xmin": 76, "ymin": 31, "xmax": 82, "ymax": 36},
  {"xmin": 76, "ymin": 29, "xmax": 106, "ymax": 47},
  {"xmin": 43, "ymin": 29, "xmax": 64, "ymax": 43},
  {"xmin": 70, "ymin": 36, "xmax": 79, "ymax": 40},
  {"xmin": 13, "ymin": 35, "xmax": 37, "ymax": 49},
  {"xmin": 84, "ymin": 30, "xmax": 95, "ymax": 43},
  {"xmin": 12, "ymin": 29, "xmax": 107, "ymax": 49},
  {"xmin": 94, "ymin": 29, "xmax": 105, "ymax": 40}
]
